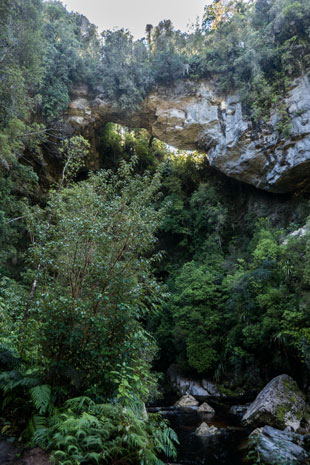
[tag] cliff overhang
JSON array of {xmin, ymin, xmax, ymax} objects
[{"xmin": 66, "ymin": 75, "xmax": 310, "ymax": 193}]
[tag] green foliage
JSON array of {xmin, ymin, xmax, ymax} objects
[
  {"xmin": 168, "ymin": 261, "xmax": 226, "ymax": 373},
  {"xmin": 97, "ymin": 123, "xmax": 164, "ymax": 173},
  {"xmin": 0, "ymin": 0, "xmax": 43, "ymax": 126},
  {"xmin": 98, "ymin": 29, "xmax": 153, "ymax": 110},
  {"xmin": 0, "ymin": 363, "xmax": 52, "ymax": 438},
  {"xmin": 0, "ymin": 141, "xmax": 176, "ymax": 463},
  {"xmin": 29, "ymin": 385, "xmax": 52, "ymax": 415},
  {"xmin": 22, "ymin": 158, "xmax": 163, "ymax": 398},
  {"xmin": 40, "ymin": 1, "xmax": 100, "ymax": 120},
  {"xmin": 34, "ymin": 396, "xmax": 177, "ymax": 465},
  {"xmin": 152, "ymin": 148, "xmax": 310, "ymax": 384},
  {"xmin": 2, "ymin": 1, "xmax": 310, "ymax": 462}
]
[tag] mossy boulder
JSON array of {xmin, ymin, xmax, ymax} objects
[{"xmin": 242, "ymin": 375, "xmax": 306, "ymax": 431}]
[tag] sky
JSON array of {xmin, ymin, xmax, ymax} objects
[{"xmin": 62, "ymin": 0, "xmax": 210, "ymax": 38}]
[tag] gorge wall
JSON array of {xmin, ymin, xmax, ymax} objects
[{"xmin": 66, "ymin": 75, "xmax": 310, "ymax": 193}]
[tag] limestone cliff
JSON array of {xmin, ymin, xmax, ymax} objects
[{"xmin": 66, "ymin": 75, "xmax": 310, "ymax": 193}]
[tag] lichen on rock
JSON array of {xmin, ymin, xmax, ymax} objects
[{"xmin": 242, "ymin": 374, "xmax": 306, "ymax": 431}]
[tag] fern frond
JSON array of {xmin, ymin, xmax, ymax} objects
[
  {"xmin": 64, "ymin": 396, "xmax": 95, "ymax": 413},
  {"xmin": 33, "ymin": 427, "xmax": 50, "ymax": 449},
  {"xmin": 29, "ymin": 384, "xmax": 52, "ymax": 414},
  {"xmin": 86, "ymin": 452, "xmax": 100, "ymax": 464}
]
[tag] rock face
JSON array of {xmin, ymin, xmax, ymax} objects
[
  {"xmin": 242, "ymin": 374, "xmax": 306, "ymax": 431},
  {"xmin": 252, "ymin": 426, "xmax": 309, "ymax": 465},
  {"xmin": 201, "ymin": 379, "xmax": 224, "ymax": 397},
  {"xmin": 0, "ymin": 441, "xmax": 17, "ymax": 465},
  {"xmin": 167, "ymin": 365, "xmax": 213, "ymax": 398},
  {"xmin": 66, "ymin": 75, "xmax": 310, "ymax": 193},
  {"xmin": 167, "ymin": 365, "xmax": 222, "ymax": 398},
  {"xmin": 174, "ymin": 394, "xmax": 199, "ymax": 410}
]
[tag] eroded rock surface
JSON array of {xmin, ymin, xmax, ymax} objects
[
  {"xmin": 242, "ymin": 374, "xmax": 306, "ymax": 431},
  {"xmin": 201, "ymin": 379, "xmax": 223, "ymax": 397},
  {"xmin": 252, "ymin": 426, "xmax": 309, "ymax": 465},
  {"xmin": 66, "ymin": 75, "xmax": 310, "ymax": 193},
  {"xmin": 0, "ymin": 441, "xmax": 16, "ymax": 465}
]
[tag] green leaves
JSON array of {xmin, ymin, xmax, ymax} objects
[
  {"xmin": 34, "ymin": 396, "xmax": 177, "ymax": 465},
  {"xmin": 23, "ymin": 157, "xmax": 163, "ymax": 396},
  {"xmin": 40, "ymin": 1, "xmax": 100, "ymax": 120},
  {"xmin": 99, "ymin": 29, "xmax": 153, "ymax": 110},
  {"xmin": 29, "ymin": 385, "xmax": 52, "ymax": 415}
]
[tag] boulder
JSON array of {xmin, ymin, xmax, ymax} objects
[
  {"xmin": 242, "ymin": 374, "xmax": 306, "ymax": 430},
  {"xmin": 174, "ymin": 394, "xmax": 199, "ymax": 410},
  {"xmin": 195, "ymin": 422, "xmax": 220, "ymax": 438},
  {"xmin": 198, "ymin": 402, "xmax": 215, "ymax": 414},
  {"xmin": 251, "ymin": 425, "xmax": 309, "ymax": 465}
]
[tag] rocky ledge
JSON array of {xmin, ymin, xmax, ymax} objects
[
  {"xmin": 66, "ymin": 75, "xmax": 310, "ymax": 193},
  {"xmin": 250, "ymin": 426, "xmax": 310, "ymax": 465}
]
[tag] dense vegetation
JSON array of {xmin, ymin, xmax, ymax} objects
[
  {"xmin": 97, "ymin": 125, "xmax": 310, "ymax": 389},
  {"xmin": 1, "ymin": 0, "xmax": 310, "ymax": 463}
]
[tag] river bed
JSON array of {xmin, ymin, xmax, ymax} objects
[{"xmin": 149, "ymin": 403, "xmax": 249, "ymax": 465}]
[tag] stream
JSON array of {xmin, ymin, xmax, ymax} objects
[
  {"xmin": 0, "ymin": 401, "xmax": 249, "ymax": 465},
  {"xmin": 149, "ymin": 402, "xmax": 249, "ymax": 465}
]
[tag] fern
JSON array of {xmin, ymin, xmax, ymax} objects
[
  {"xmin": 29, "ymin": 385, "xmax": 52, "ymax": 414},
  {"xmin": 0, "ymin": 369, "xmax": 41, "ymax": 393},
  {"xmin": 0, "ymin": 368, "xmax": 55, "ymax": 444},
  {"xmin": 33, "ymin": 396, "xmax": 178, "ymax": 465},
  {"xmin": 24, "ymin": 414, "xmax": 47, "ymax": 441}
]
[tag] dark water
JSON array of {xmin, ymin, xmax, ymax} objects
[{"xmin": 149, "ymin": 405, "xmax": 248, "ymax": 465}]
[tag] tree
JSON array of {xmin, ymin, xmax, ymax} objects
[
  {"xmin": 167, "ymin": 261, "xmax": 226, "ymax": 374},
  {"xmin": 99, "ymin": 29, "xmax": 153, "ymax": 110},
  {"xmin": 40, "ymin": 1, "xmax": 100, "ymax": 120},
  {"xmin": 24, "ymin": 157, "xmax": 163, "ymax": 396},
  {"xmin": 0, "ymin": 0, "xmax": 43, "ymax": 126}
]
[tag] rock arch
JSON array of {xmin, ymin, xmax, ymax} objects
[{"xmin": 66, "ymin": 76, "xmax": 310, "ymax": 193}]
